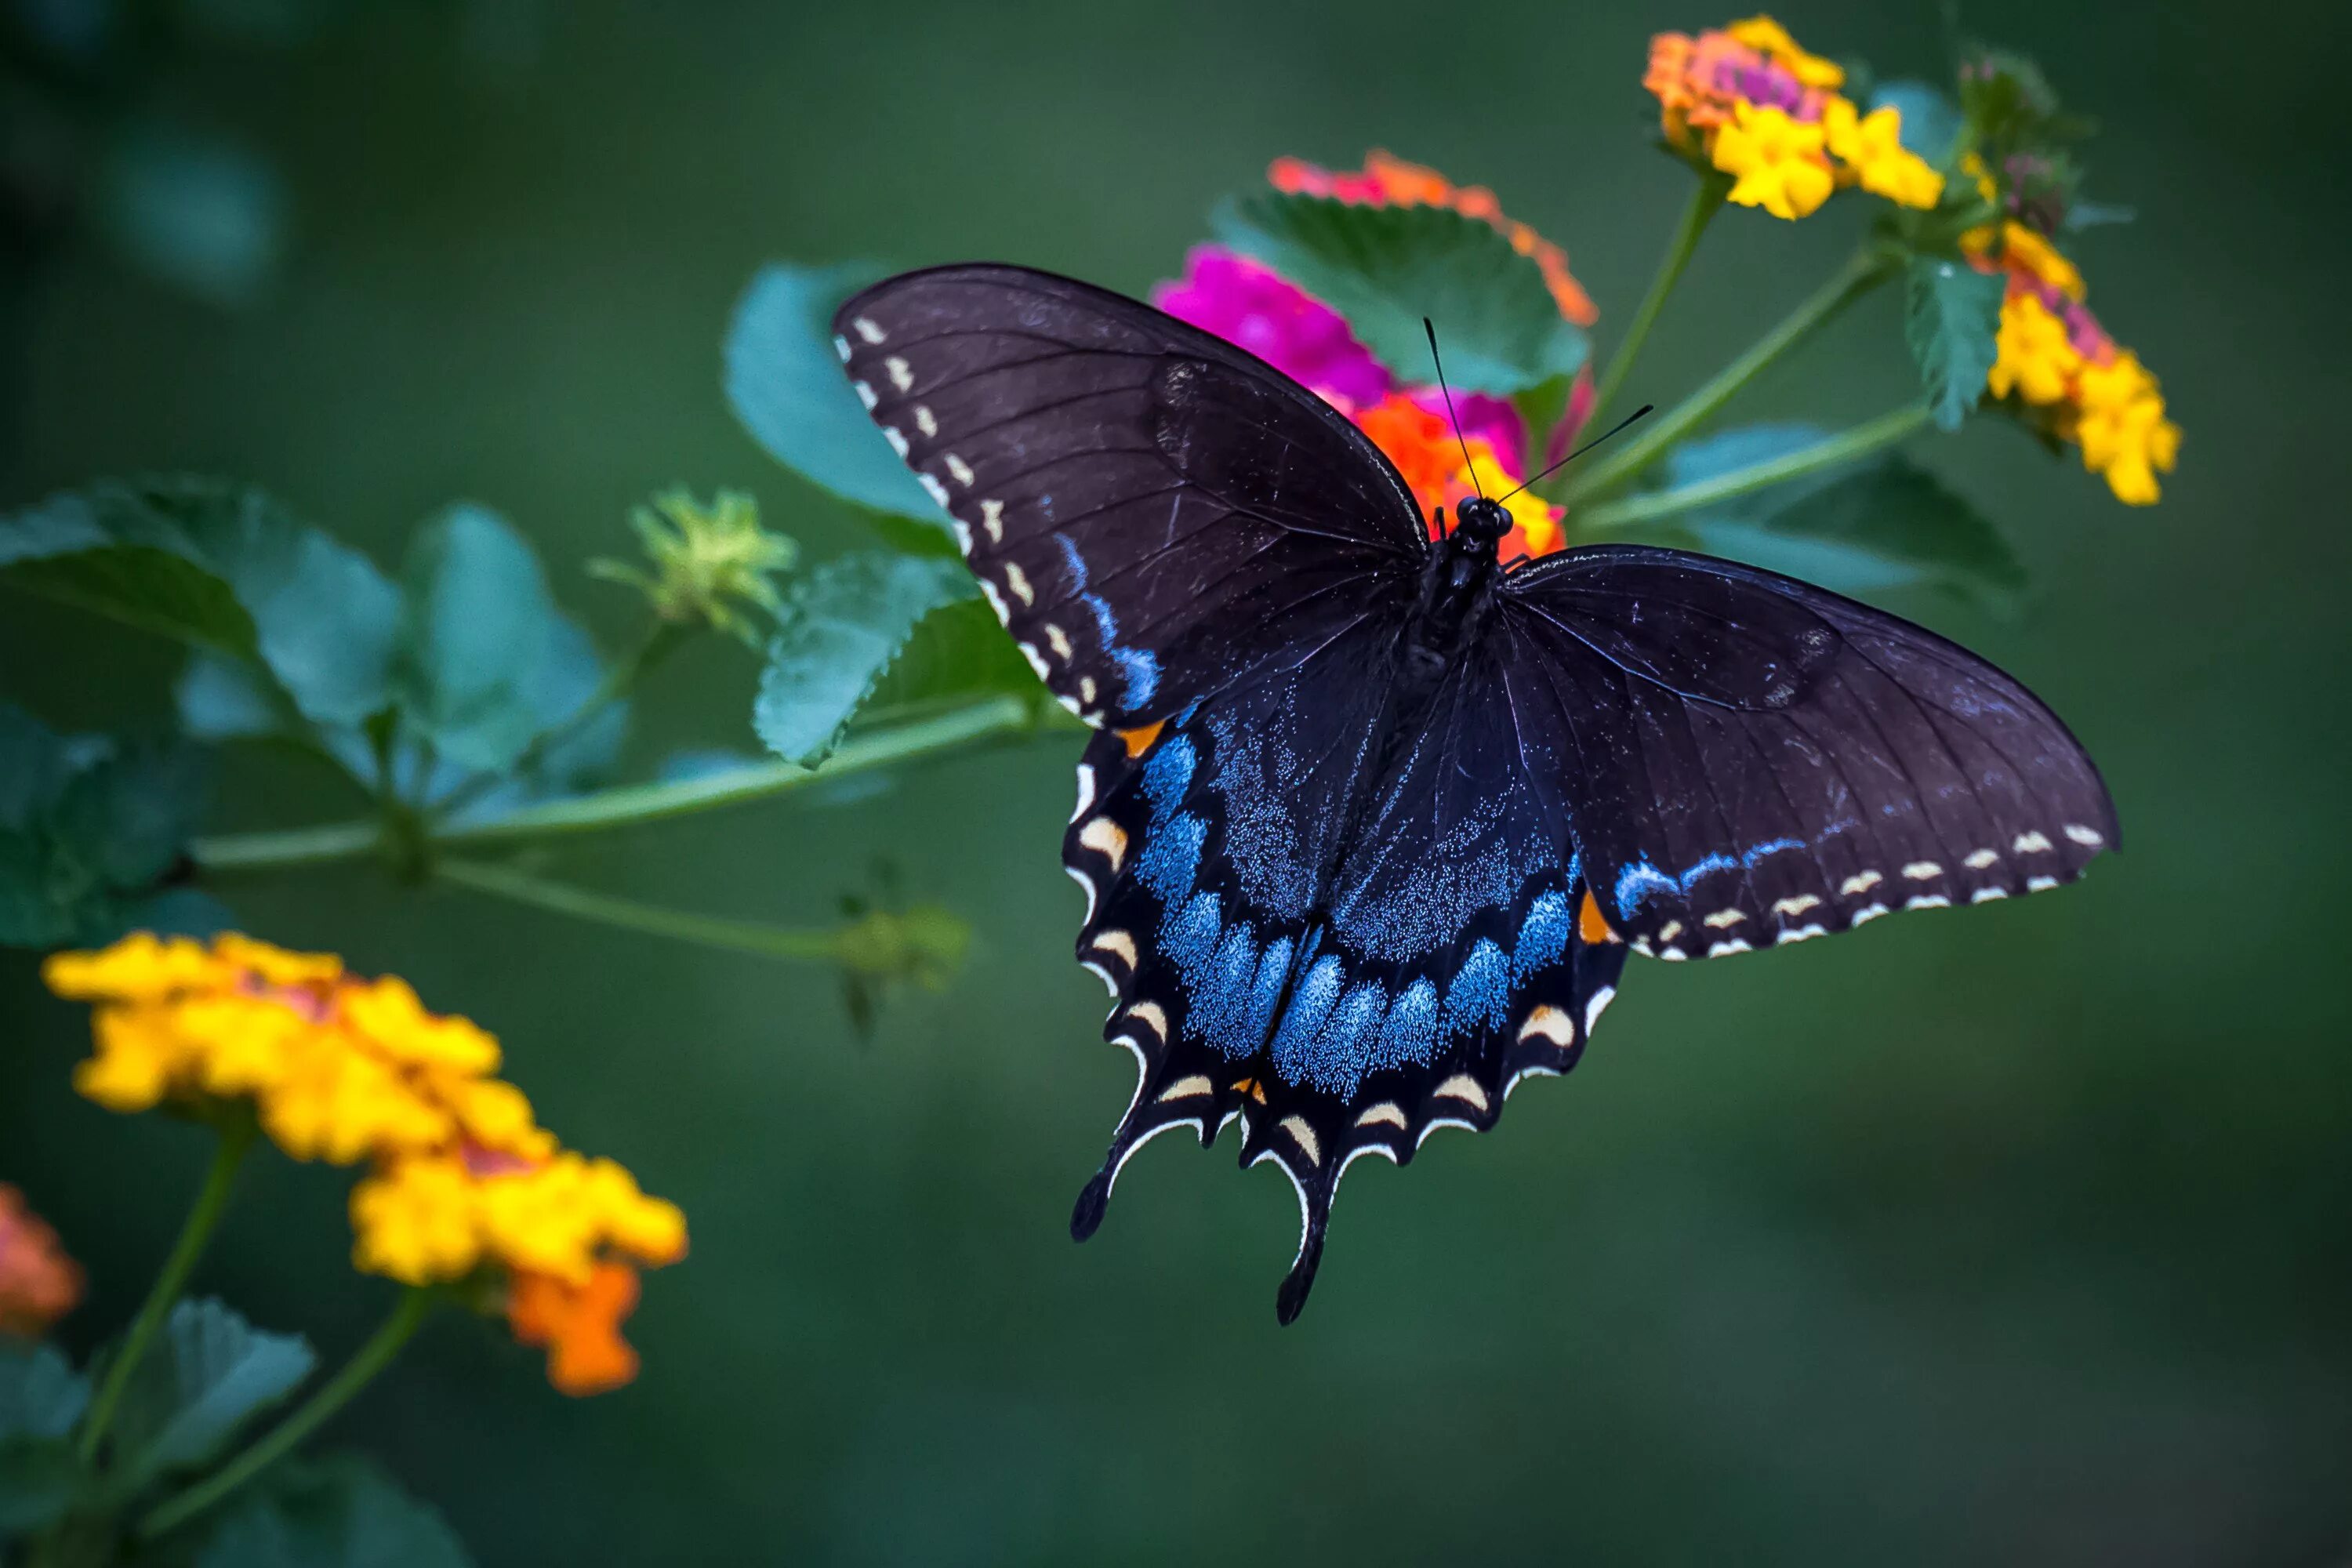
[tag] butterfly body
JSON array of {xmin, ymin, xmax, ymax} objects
[{"xmin": 832, "ymin": 263, "xmax": 2117, "ymax": 1323}]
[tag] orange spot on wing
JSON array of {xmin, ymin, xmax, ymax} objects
[
  {"xmin": 1578, "ymin": 888, "xmax": 1622, "ymax": 946},
  {"xmin": 1119, "ymin": 721, "xmax": 1165, "ymax": 759},
  {"xmin": 1232, "ymin": 1076, "xmax": 1267, "ymax": 1104}
]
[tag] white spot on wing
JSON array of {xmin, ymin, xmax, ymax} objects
[
  {"xmin": 1842, "ymin": 870, "xmax": 1883, "ymax": 895},
  {"xmin": 2013, "ymin": 830, "xmax": 2055, "ymax": 855},
  {"xmin": 1004, "ymin": 563, "xmax": 1035, "ymax": 606},
  {"xmin": 1706, "ymin": 938, "xmax": 1753, "ymax": 957},
  {"xmin": 1775, "ymin": 924, "xmax": 1828, "ymax": 944},
  {"xmin": 1091, "ymin": 929, "xmax": 1138, "ymax": 968},
  {"xmin": 1045, "ymin": 623, "xmax": 1073, "ymax": 660},
  {"xmin": 1704, "ymin": 909, "xmax": 1746, "ymax": 929},
  {"xmin": 884, "ymin": 355, "xmax": 913, "ymax": 392},
  {"xmin": 1279, "ymin": 1116, "xmax": 1322, "ymax": 1167},
  {"xmin": 882, "ymin": 426, "xmax": 909, "ymax": 458},
  {"xmin": 1964, "ymin": 848, "xmax": 2000, "ymax": 870},
  {"xmin": 2063, "ymin": 823, "xmax": 2105, "ymax": 848},
  {"xmin": 2026, "ymin": 875, "xmax": 2060, "ymax": 891},
  {"xmin": 1904, "ymin": 895, "xmax": 1951, "ymax": 911},
  {"xmin": 918, "ymin": 473, "xmax": 951, "ymax": 506},
  {"xmin": 1969, "ymin": 887, "xmax": 2009, "ymax": 903},
  {"xmin": 1516, "ymin": 1006, "xmax": 1573, "ymax": 1046},
  {"xmin": 1064, "ymin": 863, "xmax": 1098, "ymax": 925},
  {"xmin": 1355, "ymin": 1102, "xmax": 1406, "ymax": 1130},
  {"xmin": 1657, "ymin": 920, "xmax": 1683, "ymax": 943},
  {"xmin": 1018, "ymin": 642, "xmax": 1051, "ymax": 681},
  {"xmin": 1772, "ymin": 894, "xmax": 1822, "ymax": 917},
  {"xmin": 945, "ymin": 453, "xmax": 975, "ymax": 488},
  {"xmin": 1902, "ymin": 861, "xmax": 1944, "ymax": 881},
  {"xmin": 852, "ymin": 316, "xmax": 886, "ymax": 344},
  {"xmin": 1070, "ymin": 763, "xmax": 1096, "ymax": 823},
  {"xmin": 852, "ymin": 380, "xmax": 877, "ymax": 409},
  {"xmin": 833, "ymin": 334, "xmax": 852, "ymax": 362},
  {"xmin": 979, "ymin": 499, "xmax": 1004, "ymax": 543},
  {"xmin": 913, "ymin": 405, "xmax": 937, "ymax": 437},
  {"xmin": 1159, "ymin": 1074, "xmax": 1214, "ymax": 1102},
  {"xmin": 978, "ymin": 579, "xmax": 1011, "ymax": 626},
  {"xmin": 1434, "ymin": 1074, "xmax": 1490, "ymax": 1112},
  {"xmin": 1079, "ymin": 815, "xmax": 1128, "ymax": 873},
  {"xmin": 1851, "ymin": 902, "xmax": 1890, "ymax": 925},
  {"xmin": 1584, "ymin": 986, "xmax": 1615, "ymax": 1036}
]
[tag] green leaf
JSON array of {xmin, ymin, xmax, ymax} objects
[
  {"xmin": 1870, "ymin": 81, "xmax": 1965, "ymax": 171},
  {"xmin": 754, "ymin": 553, "xmax": 974, "ymax": 767},
  {"xmin": 184, "ymin": 1455, "xmax": 474, "ymax": 1568},
  {"xmin": 393, "ymin": 504, "xmax": 585, "ymax": 775},
  {"xmin": 1211, "ymin": 192, "xmax": 1588, "ymax": 397},
  {"xmin": 0, "ymin": 1342, "xmax": 88, "ymax": 1443},
  {"xmin": 725, "ymin": 262, "xmax": 944, "ymax": 528},
  {"xmin": 1657, "ymin": 424, "xmax": 2027, "ymax": 607},
  {"xmin": 1903, "ymin": 258, "xmax": 2005, "ymax": 432},
  {"xmin": 855, "ymin": 597, "xmax": 1043, "ymax": 728},
  {"xmin": 0, "ymin": 1341, "xmax": 89, "ymax": 1537},
  {"xmin": 0, "ymin": 707, "xmax": 214, "ymax": 949},
  {"xmin": 112, "ymin": 1299, "xmax": 315, "ymax": 1488},
  {"xmin": 0, "ymin": 479, "xmax": 401, "ymax": 727}
]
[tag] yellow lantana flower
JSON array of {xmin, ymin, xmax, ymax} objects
[
  {"xmin": 1987, "ymin": 293, "xmax": 2082, "ymax": 406},
  {"xmin": 1725, "ymin": 14, "xmax": 1845, "ymax": 88},
  {"xmin": 1822, "ymin": 100, "xmax": 1946, "ymax": 209},
  {"xmin": 1711, "ymin": 102, "xmax": 1836, "ymax": 220},
  {"xmin": 47, "ymin": 930, "xmax": 691, "ymax": 1396},
  {"xmin": 2074, "ymin": 352, "xmax": 2180, "ymax": 505}
]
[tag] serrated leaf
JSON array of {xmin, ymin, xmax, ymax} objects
[
  {"xmin": 855, "ymin": 597, "xmax": 1042, "ymax": 728},
  {"xmin": 754, "ymin": 554, "xmax": 974, "ymax": 767},
  {"xmin": 184, "ymin": 1454, "xmax": 474, "ymax": 1568},
  {"xmin": 0, "ymin": 709, "xmax": 213, "ymax": 949},
  {"xmin": 1904, "ymin": 258, "xmax": 2005, "ymax": 432},
  {"xmin": 0, "ymin": 1343, "xmax": 88, "ymax": 1443},
  {"xmin": 1654, "ymin": 424, "xmax": 2026, "ymax": 607},
  {"xmin": 0, "ymin": 479, "xmax": 401, "ymax": 728},
  {"xmin": 393, "ymin": 503, "xmax": 590, "ymax": 775},
  {"xmin": 725, "ymin": 261, "xmax": 944, "ymax": 527},
  {"xmin": 1211, "ymin": 192, "xmax": 1588, "ymax": 397},
  {"xmin": 0, "ymin": 1343, "xmax": 91, "ymax": 1536},
  {"xmin": 1871, "ymin": 80, "xmax": 1965, "ymax": 171},
  {"xmin": 113, "ymin": 1299, "xmax": 315, "ymax": 1487}
]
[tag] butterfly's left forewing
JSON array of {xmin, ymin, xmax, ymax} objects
[{"xmin": 833, "ymin": 264, "xmax": 1428, "ymax": 727}]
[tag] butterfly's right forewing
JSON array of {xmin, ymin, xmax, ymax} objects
[{"xmin": 833, "ymin": 264, "xmax": 1428, "ymax": 728}]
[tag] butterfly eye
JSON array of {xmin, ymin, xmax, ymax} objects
[{"xmin": 1454, "ymin": 496, "xmax": 1512, "ymax": 543}]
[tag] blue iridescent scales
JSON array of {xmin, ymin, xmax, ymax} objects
[{"xmin": 831, "ymin": 263, "xmax": 2118, "ymax": 1323}]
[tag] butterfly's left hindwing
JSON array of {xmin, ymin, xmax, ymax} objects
[
  {"xmin": 832, "ymin": 264, "xmax": 1427, "ymax": 728},
  {"xmin": 1061, "ymin": 617, "xmax": 1626, "ymax": 1323}
]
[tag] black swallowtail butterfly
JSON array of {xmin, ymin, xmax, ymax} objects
[{"xmin": 833, "ymin": 264, "xmax": 2117, "ymax": 1323}]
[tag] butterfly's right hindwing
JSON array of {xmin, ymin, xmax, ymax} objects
[{"xmin": 833, "ymin": 264, "xmax": 1428, "ymax": 728}]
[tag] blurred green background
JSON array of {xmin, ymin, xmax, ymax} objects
[{"xmin": 5, "ymin": 1, "xmax": 2348, "ymax": 1562}]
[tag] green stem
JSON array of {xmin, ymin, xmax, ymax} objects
[
  {"xmin": 1583, "ymin": 169, "xmax": 1731, "ymax": 437},
  {"xmin": 1563, "ymin": 246, "xmax": 1897, "ymax": 509},
  {"xmin": 188, "ymin": 693, "xmax": 1043, "ymax": 876},
  {"xmin": 1576, "ymin": 402, "xmax": 1933, "ymax": 532},
  {"xmin": 77, "ymin": 1122, "xmax": 255, "ymax": 1464},
  {"xmin": 432, "ymin": 620, "xmax": 691, "ymax": 823},
  {"xmin": 137, "ymin": 1287, "xmax": 434, "ymax": 1541},
  {"xmin": 437, "ymin": 859, "xmax": 841, "ymax": 961}
]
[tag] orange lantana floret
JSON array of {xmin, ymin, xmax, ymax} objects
[
  {"xmin": 0, "ymin": 1185, "xmax": 82, "ymax": 1338},
  {"xmin": 507, "ymin": 1262, "xmax": 644, "ymax": 1396}
]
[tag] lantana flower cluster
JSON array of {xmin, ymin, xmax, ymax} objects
[
  {"xmin": 1962, "ymin": 167, "xmax": 2179, "ymax": 505},
  {"xmin": 1646, "ymin": 16, "xmax": 1945, "ymax": 219},
  {"xmin": 1156, "ymin": 153, "xmax": 1591, "ymax": 561},
  {"xmin": 44, "ymin": 931, "xmax": 686, "ymax": 1394},
  {"xmin": 0, "ymin": 1184, "xmax": 82, "ymax": 1338}
]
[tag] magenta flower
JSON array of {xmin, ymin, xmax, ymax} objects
[{"xmin": 1153, "ymin": 246, "xmax": 1392, "ymax": 407}]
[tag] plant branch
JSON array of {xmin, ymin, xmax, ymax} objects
[
  {"xmin": 1563, "ymin": 245, "xmax": 1898, "ymax": 508},
  {"xmin": 1576, "ymin": 402, "xmax": 1933, "ymax": 532},
  {"xmin": 137, "ymin": 1287, "xmax": 434, "ymax": 1541},
  {"xmin": 1582, "ymin": 169, "xmax": 1732, "ymax": 437},
  {"xmin": 76, "ymin": 1122, "xmax": 256, "ymax": 1464},
  {"xmin": 436, "ymin": 858, "xmax": 842, "ymax": 961},
  {"xmin": 188, "ymin": 693, "xmax": 1044, "ymax": 875}
]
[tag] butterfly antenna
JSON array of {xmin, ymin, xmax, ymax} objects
[
  {"xmin": 1422, "ymin": 318, "xmax": 1484, "ymax": 499},
  {"xmin": 1494, "ymin": 403, "xmax": 1655, "ymax": 504}
]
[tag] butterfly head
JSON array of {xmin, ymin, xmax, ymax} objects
[{"xmin": 1451, "ymin": 495, "xmax": 1513, "ymax": 548}]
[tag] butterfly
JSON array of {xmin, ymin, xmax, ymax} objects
[{"xmin": 832, "ymin": 263, "xmax": 2117, "ymax": 1323}]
